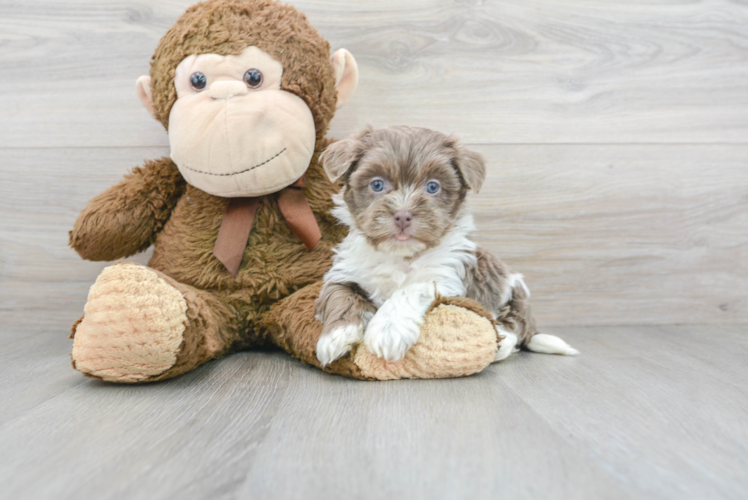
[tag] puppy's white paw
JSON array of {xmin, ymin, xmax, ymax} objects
[
  {"xmin": 364, "ymin": 312, "xmax": 421, "ymax": 362},
  {"xmin": 493, "ymin": 329, "xmax": 518, "ymax": 363},
  {"xmin": 316, "ymin": 324, "xmax": 364, "ymax": 366}
]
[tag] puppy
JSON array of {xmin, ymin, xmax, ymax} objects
[{"xmin": 314, "ymin": 126, "xmax": 578, "ymax": 366}]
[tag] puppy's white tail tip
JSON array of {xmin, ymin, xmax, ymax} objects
[{"xmin": 526, "ymin": 333, "xmax": 579, "ymax": 356}]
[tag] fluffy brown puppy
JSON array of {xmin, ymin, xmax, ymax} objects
[
  {"xmin": 315, "ymin": 126, "xmax": 579, "ymax": 365},
  {"xmin": 68, "ymin": 0, "xmax": 500, "ymax": 382}
]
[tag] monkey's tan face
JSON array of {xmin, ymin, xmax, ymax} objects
[{"xmin": 168, "ymin": 46, "xmax": 316, "ymax": 197}]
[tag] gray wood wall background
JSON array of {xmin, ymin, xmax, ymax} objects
[{"xmin": 1, "ymin": 0, "xmax": 747, "ymax": 329}]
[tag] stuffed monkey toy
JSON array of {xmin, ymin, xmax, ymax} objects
[{"xmin": 69, "ymin": 0, "xmax": 500, "ymax": 382}]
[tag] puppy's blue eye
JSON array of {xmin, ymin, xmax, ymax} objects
[
  {"xmin": 426, "ymin": 181, "xmax": 440, "ymax": 194},
  {"xmin": 371, "ymin": 179, "xmax": 385, "ymax": 192}
]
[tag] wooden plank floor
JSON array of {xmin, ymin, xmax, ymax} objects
[{"xmin": 0, "ymin": 324, "xmax": 746, "ymax": 500}]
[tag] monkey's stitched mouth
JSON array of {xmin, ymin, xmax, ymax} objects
[{"xmin": 181, "ymin": 148, "xmax": 286, "ymax": 176}]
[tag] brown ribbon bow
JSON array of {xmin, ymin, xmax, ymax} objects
[{"xmin": 213, "ymin": 176, "xmax": 321, "ymax": 276}]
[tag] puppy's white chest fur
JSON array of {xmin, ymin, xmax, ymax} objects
[{"xmin": 325, "ymin": 211, "xmax": 478, "ymax": 307}]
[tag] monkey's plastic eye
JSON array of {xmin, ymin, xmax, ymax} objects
[
  {"xmin": 244, "ymin": 69, "xmax": 263, "ymax": 88},
  {"xmin": 190, "ymin": 72, "xmax": 207, "ymax": 91},
  {"xmin": 426, "ymin": 181, "xmax": 441, "ymax": 194},
  {"xmin": 370, "ymin": 179, "xmax": 385, "ymax": 192}
]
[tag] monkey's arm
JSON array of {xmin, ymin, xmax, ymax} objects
[{"xmin": 69, "ymin": 157, "xmax": 186, "ymax": 261}]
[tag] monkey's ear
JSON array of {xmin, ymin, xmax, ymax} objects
[
  {"xmin": 453, "ymin": 143, "xmax": 487, "ymax": 194},
  {"xmin": 136, "ymin": 75, "xmax": 158, "ymax": 121},
  {"xmin": 330, "ymin": 49, "xmax": 358, "ymax": 109},
  {"xmin": 321, "ymin": 126, "xmax": 372, "ymax": 182}
]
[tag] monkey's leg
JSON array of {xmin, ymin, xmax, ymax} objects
[
  {"xmin": 70, "ymin": 263, "xmax": 237, "ymax": 383},
  {"xmin": 263, "ymin": 283, "xmax": 499, "ymax": 380},
  {"xmin": 262, "ymin": 282, "xmax": 373, "ymax": 379}
]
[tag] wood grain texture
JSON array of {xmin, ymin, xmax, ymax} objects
[
  {"xmin": 0, "ymin": 325, "xmax": 746, "ymax": 499},
  {"xmin": 0, "ymin": 147, "xmax": 157, "ymax": 330},
  {"xmin": 0, "ymin": 0, "xmax": 747, "ymax": 147},
  {"xmin": 470, "ymin": 143, "xmax": 748, "ymax": 326},
  {"xmin": 2, "ymin": 145, "xmax": 745, "ymax": 327}
]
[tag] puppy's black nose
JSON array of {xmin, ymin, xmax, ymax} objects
[{"xmin": 393, "ymin": 210, "xmax": 413, "ymax": 230}]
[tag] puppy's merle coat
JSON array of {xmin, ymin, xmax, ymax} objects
[{"xmin": 314, "ymin": 126, "xmax": 577, "ymax": 365}]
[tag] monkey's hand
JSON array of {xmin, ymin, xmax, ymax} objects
[{"xmin": 69, "ymin": 157, "xmax": 185, "ymax": 261}]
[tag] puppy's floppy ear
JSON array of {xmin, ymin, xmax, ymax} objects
[
  {"xmin": 450, "ymin": 137, "xmax": 487, "ymax": 193},
  {"xmin": 321, "ymin": 125, "xmax": 373, "ymax": 182}
]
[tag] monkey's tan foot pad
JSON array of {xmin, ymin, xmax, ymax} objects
[
  {"xmin": 353, "ymin": 301, "xmax": 497, "ymax": 380},
  {"xmin": 71, "ymin": 263, "xmax": 188, "ymax": 383}
]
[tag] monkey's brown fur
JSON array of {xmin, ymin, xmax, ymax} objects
[{"xmin": 69, "ymin": 0, "xmax": 500, "ymax": 382}]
